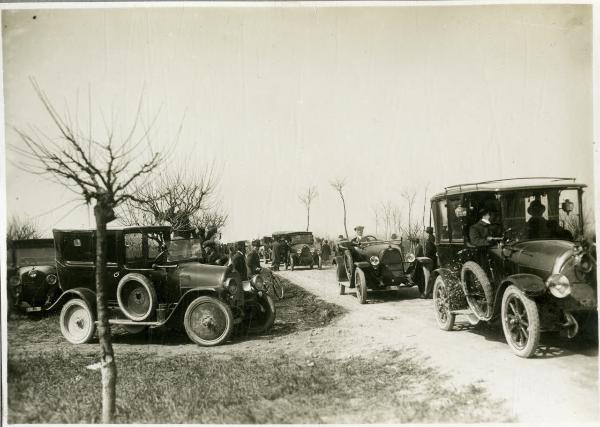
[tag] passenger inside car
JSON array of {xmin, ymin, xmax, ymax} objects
[{"xmin": 527, "ymin": 198, "xmax": 549, "ymax": 239}]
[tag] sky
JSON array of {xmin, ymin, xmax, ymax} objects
[{"xmin": 2, "ymin": 3, "xmax": 595, "ymax": 242}]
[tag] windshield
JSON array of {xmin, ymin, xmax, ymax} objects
[
  {"xmin": 167, "ymin": 238, "xmax": 203, "ymax": 262},
  {"xmin": 289, "ymin": 234, "xmax": 314, "ymax": 245},
  {"xmin": 502, "ymin": 188, "xmax": 582, "ymax": 241},
  {"xmin": 14, "ymin": 247, "xmax": 56, "ymax": 267}
]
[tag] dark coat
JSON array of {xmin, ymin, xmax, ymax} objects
[
  {"xmin": 271, "ymin": 241, "xmax": 281, "ymax": 264},
  {"xmin": 231, "ymin": 251, "xmax": 248, "ymax": 281},
  {"xmin": 246, "ymin": 249, "xmax": 261, "ymax": 276},
  {"xmin": 469, "ymin": 221, "xmax": 490, "ymax": 247},
  {"xmin": 321, "ymin": 243, "xmax": 331, "ymax": 259},
  {"xmin": 424, "ymin": 235, "xmax": 437, "ymax": 259}
]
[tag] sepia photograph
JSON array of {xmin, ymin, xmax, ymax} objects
[{"xmin": 1, "ymin": 1, "xmax": 598, "ymax": 424}]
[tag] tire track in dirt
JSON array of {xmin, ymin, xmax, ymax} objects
[{"xmin": 277, "ymin": 266, "xmax": 599, "ymax": 423}]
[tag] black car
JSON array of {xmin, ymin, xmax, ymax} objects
[
  {"xmin": 272, "ymin": 231, "xmax": 321, "ymax": 270},
  {"xmin": 49, "ymin": 226, "xmax": 275, "ymax": 346},
  {"xmin": 337, "ymin": 235, "xmax": 432, "ymax": 304},
  {"xmin": 7, "ymin": 238, "xmax": 59, "ymax": 313},
  {"xmin": 428, "ymin": 178, "xmax": 597, "ymax": 358}
]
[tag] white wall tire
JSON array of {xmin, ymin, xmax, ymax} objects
[
  {"xmin": 184, "ymin": 296, "xmax": 234, "ymax": 346},
  {"xmin": 60, "ymin": 298, "xmax": 96, "ymax": 344},
  {"xmin": 355, "ymin": 268, "xmax": 368, "ymax": 304},
  {"xmin": 501, "ymin": 285, "xmax": 540, "ymax": 358},
  {"xmin": 461, "ymin": 261, "xmax": 493, "ymax": 320},
  {"xmin": 117, "ymin": 273, "xmax": 157, "ymax": 322}
]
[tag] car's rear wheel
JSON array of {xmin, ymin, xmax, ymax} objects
[
  {"xmin": 501, "ymin": 285, "xmax": 540, "ymax": 358},
  {"xmin": 433, "ymin": 276, "xmax": 455, "ymax": 331},
  {"xmin": 184, "ymin": 296, "xmax": 234, "ymax": 346},
  {"xmin": 461, "ymin": 261, "xmax": 493, "ymax": 320},
  {"xmin": 60, "ymin": 298, "xmax": 96, "ymax": 344},
  {"xmin": 318, "ymin": 256, "xmax": 323, "ymax": 270},
  {"xmin": 355, "ymin": 268, "xmax": 368, "ymax": 304}
]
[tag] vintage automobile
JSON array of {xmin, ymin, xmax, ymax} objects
[
  {"xmin": 7, "ymin": 238, "xmax": 60, "ymax": 313},
  {"xmin": 427, "ymin": 177, "xmax": 597, "ymax": 358},
  {"xmin": 273, "ymin": 231, "xmax": 321, "ymax": 270},
  {"xmin": 48, "ymin": 226, "xmax": 275, "ymax": 347},
  {"xmin": 336, "ymin": 236, "xmax": 431, "ymax": 304}
]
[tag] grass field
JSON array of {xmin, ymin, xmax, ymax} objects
[{"xmin": 7, "ymin": 278, "xmax": 511, "ymax": 423}]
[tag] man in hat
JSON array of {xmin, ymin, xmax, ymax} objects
[
  {"xmin": 527, "ymin": 198, "xmax": 549, "ymax": 239},
  {"xmin": 271, "ymin": 238, "xmax": 281, "ymax": 271},
  {"xmin": 321, "ymin": 239, "xmax": 332, "ymax": 264},
  {"xmin": 352, "ymin": 226, "xmax": 365, "ymax": 244},
  {"xmin": 424, "ymin": 226, "xmax": 437, "ymax": 262},
  {"xmin": 203, "ymin": 240, "xmax": 219, "ymax": 265},
  {"xmin": 469, "ymin": 209, "xmax": 494, "ymax": 248},
  {"xmin": 231, "ymin": 241, "xmax": 249, "ymax": 281},
  {"xmin": 246, "ymin": 240, "xmax": 262, "ymax": 277}
]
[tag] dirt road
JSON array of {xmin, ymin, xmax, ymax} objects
[{"xmin": 277, "ymin": 266, "xmax": 599, "ymax": 423}]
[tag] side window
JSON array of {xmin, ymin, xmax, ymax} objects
[
  {"xmin": 106, "ymin": 233, "xmax": 118, "ymax": 263},
  {"xmin": 62, "ymin": 233, "xmax": 94, "ymax": 262},
  {"xmin": 147, "ymin": 232, "xmax": 163, "ymax": 259},
  {"xmin": 446, "ymin": 197, "xmax": 465, "ymax": 242},
  {"xmin": 125, "ymin": 233, "xmax": 143, "ymax": 262},
  {"xmin": 437, "ymin": 201, "xmax": 449, "ymax": 241}
]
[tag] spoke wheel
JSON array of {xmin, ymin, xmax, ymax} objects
[
  {"xmin": 60, "ymin": 299, "xmax": 96, "ymax": 344},
  {"xmin": 355, "ymin": 268, "xmax": 368, "ymax": 304},
  {"xmin": 244, "ymin": 295, "xmax": 276, "ymax": 334},
  {"xmin": 501, "ymin": 285, "xmax": 540, "ymax": 358},
  {"xmin": 461, "ymin": 261, "xmax": 493, "ymax": 320},
  {"xmin": 269, "ymin": 275, "xmax": 284, "ymax": 300},
  {"xmin": 433, "ymin": 276, "xmax": 455, "ymax": 331},
  {"xmin": 290, "ymin": 257, "xmax": 295, "ymax": 271},
  {"xmin": 184, "ymin": 296, "xmax": 234, "ymax": 346}
]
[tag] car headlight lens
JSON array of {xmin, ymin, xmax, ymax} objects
[
  {"xmin": 406, "ymin": 253, "xmax": 416, "ymax": 263},
  {"xmin": 575, "ymin": 254, "xmax": 594, "ymax": 274},
  {"xmin": 251, "ymin": 275, "xmax": 265, "ymax": 290},
  {"xmin": 46, "ymin": 274, "xmax": 58, "ymax": 285},
  {"xmin": 9, "ymin": 276, "xmax": 20, "ymax": 287},
  {"xmin": 28, "ymin": 270, "xmax": 37, "ymax": 278},
  {"xmin": 546, "ymin": 273, "xmax": 571, "ymax": 298},
  {"xmin": 369, "ymin": 256, "xmax": 380, "ymax": 266}
]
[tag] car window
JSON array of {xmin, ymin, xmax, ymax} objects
[
  {"xmin": 436, "ymin": 201, "xmax": 449, "ymax": 241},
  {"xmin": 125, "ymin": 233, "xmax": 143, "ymax": 261},
  {"xmin": 147, "ymin": 232, "xmax": 164, "ymax": 259},
  {"xmin": 446, "ymin": 197, "xmax": 464, "ymax": 242},
  {"xmin": 62, "ymin": 233, "xmax": 94, "ymax": 262},
  {"xmin": 290, "ymin": 234, "xmax": 314, "ymax": 245}
]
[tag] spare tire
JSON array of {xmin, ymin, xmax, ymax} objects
[
  {"xmin": 460, "ymin": 261, "xmax": 493, "ymax": 320},
  {"xmin": 117, "ymin": 273, "xmax": 157, "ymax": 321}
]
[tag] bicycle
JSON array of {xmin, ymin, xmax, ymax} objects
[{"xmin": 259, "ymin": 267, "xmax": 285, "ymax": 300}]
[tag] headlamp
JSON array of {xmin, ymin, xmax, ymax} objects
[
  {"xmin": 546, "ymin": 273, "xmax": 571, "ymax": 298},
  {"xmin": 369, "ymin": 256, "xmax": 380, "ymax": 266},
  {"xmin": 46, "ymin": 274, "xmax": 58, "ymax": 285},
  {"xmin": 406, "ymin": 253, "xmax": 416, "ymax": 263}
]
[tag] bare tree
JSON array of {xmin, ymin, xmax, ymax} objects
[
  {"xmin": 13, "ymin": 82, "xmax": 165, "ymax": 423},
  {"xmin": 299, "ymin": 185, "xmax": 318, "ymax": 231},
  {"xmin": 6, "ymin": 216, "xmax": 40, "ymax": 241},
  {"xmin": 330, "ymin": 178, "xmax": 349, "ymax": 238},
  {"xmin": 119, "ymin": 168, "xmax": 225, "ymax": 238}
]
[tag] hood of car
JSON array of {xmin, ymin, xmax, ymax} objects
[
  {"xmin": 177, "ymin": 262, "xmax": 230, "ymax": 289},
  {"xmin": 357, "ymin": 243, "xmax": 403, "ymax": 260},
  {"xmin": 509, "ymin": 240, "xmax": 575, "ymax": 278}
]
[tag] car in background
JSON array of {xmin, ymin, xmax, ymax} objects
[
  {"xmin": 429, "ymin": 177, "xmax": 597, "ymax": 358},
  {"xmin": 273, "ymin": 231, "xmax": 321, "ymax": 270},
  {"xmin": 49, "ymin": 226, "xmax": 275, "ymax": 346},
  {"xmin": 337, "ymin": 235, "xmax": 432, "ymax": 304},
  {"xmin": 7, "ymin": 238, "xmax": 59, "ymax": 313}
]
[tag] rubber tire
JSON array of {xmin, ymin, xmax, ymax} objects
[
  {"xmin": 344, "ymin": 250, "xmax": 355, "ymax": 288},
  {"xmin": 318, "ymin": 256, "xmax": 322, "ymax": 270},
  {"xmin": 290, "ymin": 257, "xmax": 295, "ymax": 271},
  {"xmin": 117, "ymin": 273, "xmax": 157, "ymax": 322},
  {"xmin": 501, "ymin": 285, "xmax": 540, "ymax": 358},
  {"xmin": 339, "ymin": 283, "xmax": 346, "ymax": 295},
  {"xmin": 244, "ymin": 294, "xmax": 276, "ymax": 334},
  {"xmin": 60, "ymin": 298, "xmax": 96, "ymax": 344},
  {"xmin": 355, "ymin": 267, "xmax": 368, "ymax": 304},
  {"xmin": 416, "ymin": 266, "xmax": 431, "ymax": 298},
  {"xmin": 184, "ymin": 296, "xmax": 234, "ymax": 346},
  {"xmin": 433, "ymin": 276, "xmax": 456, "ymax": 331},
  {"xmin": 461, "ymin": 261, "xmax": 493, "ymax": 320}
]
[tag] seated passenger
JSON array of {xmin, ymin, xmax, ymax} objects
[
  {"xmin": 527, "ymin": 199, "xmax": 549, "ymax": 239},
  {"xmin": 547, "ymin": 220, "xmax": 573, "ymax": 240},
  {"xmin": 469, "ymin": 209, "xmax": 494, "ymax": 247}
]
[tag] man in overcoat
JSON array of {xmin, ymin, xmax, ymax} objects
[
  {"xmin": 231, "ymin": 241, "xmax": 249, "ymax": 281},
  {"xmin": 246, "ymin": 240, "xmax": 262, "ymax": 276}
]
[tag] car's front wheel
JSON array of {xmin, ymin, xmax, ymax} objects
[
  {"xmin": 318, "ymin": 255, "xmax": 323, "ymax": 270},
  {"xmin": 60, "ymin": 298, "xmax": 96, "ymax": 344},
  {"xmin": 501, "ymin": 285, "xmax": 540, "ymax": 358},
  {"xmin": 243, "ymin": 294, "xmax": 276, "ymax": 334},
  {"xmin": 433, "ymin": 276, "xmax": 455, "ymax": 331},
  {"xmin": 355, "ymin": 268, "xmax": 368, "ymax": 304},
  {"xmin": 290, "ymin": 257, "xmax": 295, "ymax": 271},
  {"xmin": 184, "ymin": 296, "xmax": 234, "ymax": 346}
]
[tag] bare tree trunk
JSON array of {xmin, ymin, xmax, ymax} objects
[
  {"xmin": 306, "ymin": 206, "xmax": 310, "ymax": 231},
  {"xmin": 341, "ymin": 196, "xmax": 348, "ymax": 238},
  {"xmin": 94, "ymin": 201, "xmax": 117, "ymax": 424}
]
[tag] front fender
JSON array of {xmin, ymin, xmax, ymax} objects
[
  {"xmin": 164, "ymin": 287, "xmax": 224, "ymax": 326},
  {"xmin": 501, "ymin": 274, "xmax": 547, "ymax": 297},
  {"xmin": 46, "ymin": 288, "xmax": 97, "ymax": 313},
  {"xmin": 354, "ymin": 261, "xmax": 370, "ymax": 269}
]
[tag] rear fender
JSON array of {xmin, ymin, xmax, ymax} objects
[
  {"xmin": 354, "ymin": 261, "xmax": 370, "ymax": 269},
  {"xmin": 46, "ymin": 288, "xmax": 96, "ymax": 313}
]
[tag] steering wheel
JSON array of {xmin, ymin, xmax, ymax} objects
[{"xmin": 362, "ymin": 235, "xmax": 378, "ymax": 242}]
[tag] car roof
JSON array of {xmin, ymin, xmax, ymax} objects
[
  {"xmin": 272, "ymin": 231, "xmax": 313, "ymax": 236},
  {"xmin": 53, "ymin": 225, "xmax": 172, "ymax": 233},
  {"xmin": 10, "ymin": 238, "xmax": 55, "ymax": 248},
  {"xmin": 431, "ymin": 177, "xmax": 586, "ymax": 200}
]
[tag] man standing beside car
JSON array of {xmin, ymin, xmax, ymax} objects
[
  {"xmin": 271, "ymin": 238, "xmax": 281, "ymax": 271},
  {"xmin": 247, "ymin": 240, "xmax": 262, "ymax": 277},
  {"xmin": 232, "ymin": 241, "xmax": 249, "ymax": 281}
]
